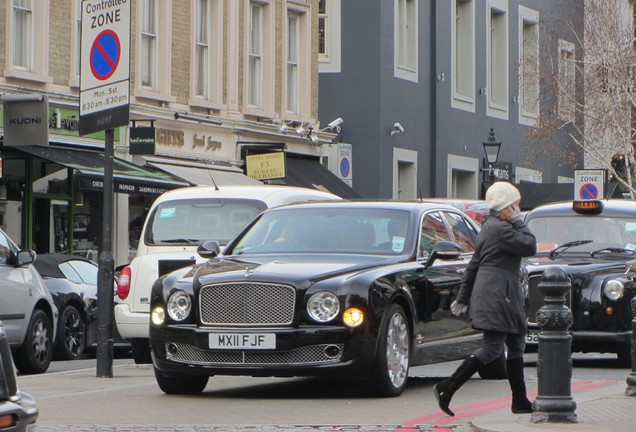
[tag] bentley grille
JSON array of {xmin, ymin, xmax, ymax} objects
[
  {"xmin": 527, "ymin": 274, "xmax": 572, "ymax": 324},
  {"xmin": 199, "ymin": 282, "xmax": 296, "ymax": 325},
  {"xmin": 165, "ymin": 342, "xmax": 344, "ymax": 365}
]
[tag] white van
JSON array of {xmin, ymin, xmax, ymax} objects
[{"xmin": 115, "ymin": 185, "xmax": 340, "ymax": 363}]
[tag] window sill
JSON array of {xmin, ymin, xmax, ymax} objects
[
  {"xmin": 134, "ymin": 89, "xmax": 176, "ymax": 104},
  {"xmin": 189, "ymin": 98, "xmax": 225, "ymax": 111},
  {"xmin": 4, "ymin": 68, "xmax": 52, "ymax": 84}
]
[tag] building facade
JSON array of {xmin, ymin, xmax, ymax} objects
[
  {"xmin": 0, "ymin": 0, "xmax": 354, "ymax": 267},
  {"xmin": 318, "ymin": 0, "xmax": 585, "ymax": 201}
]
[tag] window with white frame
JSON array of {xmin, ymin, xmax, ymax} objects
[
  {"xmin": 519, "ymin": 6, "xmax": 539, "ymax": 125},
  {"xmin": 452, "ymin": 0, "xmax": 475, "ymax": 111},
  {"xmin": 140, "ymin": 0, "xmax": 158, "ymax": 89},
  {"xmin": 318, "ymin": 0, "xmax": 341, "ymax": 73},
  {"xmin": 487, "ymin": 0, "xmax": 508, "ymax": 119},
  {"xmin": 6, "ymin": 0, "xmax": 49, "ymax": 82},
  {"xmin": 137, "ymin": 0, "xmax": 173, "ymax": 101},
  {"xmin": 286, "ymin": 12, "xmax": 300, "ymax": 114},
  {"xmin": 559, "ymin": 40, "xmax": 576, "ymax": 123},
  {"xmin": 191, "ymin": 0, "xmax": 223, "ymax": 108},
  {"xmin": 248, "ymin": 2, "xmax": 263, "ymax": 108},
  {"xmin": 395, "ymin": 0, "xmax": 418, "ymax": 82},
  {"xmin": 70, "ymin": 0, "xmax": 82, "ymax": 86}
]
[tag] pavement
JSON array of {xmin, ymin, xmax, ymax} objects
[{"xmin": 16, "ymin": 363, "xmax": 636, "ymax": 432}]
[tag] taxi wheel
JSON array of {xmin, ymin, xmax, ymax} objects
[
  {"xmin": 154, "ymin": 367, "xmax": 209, "ymax": 394},
  {"xmin": 366, "ymin": 303, "xmax": 410, "ymax": 397}
]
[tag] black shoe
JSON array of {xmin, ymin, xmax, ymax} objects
[{"xmin": 433, "ymin": 355, "xmax": 483, "ymax": 417}]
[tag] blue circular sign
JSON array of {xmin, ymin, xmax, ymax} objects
[
  {"xmin": 340, "ymin": 157, "xmax": 350, "ymax": 178},
  {"xmin": 90, "ymin": 29, "xmax": 121, "ymax": 81},
  {"xmin": 579, "ymin": 183, "xmax": 599, "ymax": 200}
]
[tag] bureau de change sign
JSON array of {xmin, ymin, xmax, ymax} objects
[{"xmin": 79, "ymin": 0, "xmax": 130, "ymax": 135}]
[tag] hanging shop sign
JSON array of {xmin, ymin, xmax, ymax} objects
[
  {"xmin": 246, "ymin": 152, "xmax": 286, "ymax": 180},
  {"xmin": 129, "ymin": 126, "xmax": 156, "ymax": 155},
  {"xmin": 1, "ymin": 94, "xmax": 49, "ymax": 147}
]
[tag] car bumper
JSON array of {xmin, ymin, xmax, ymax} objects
[
  {"xmin": 0, "ymin": 391, "xmax": 38, "ymax": 432},
  {"xmin": 526, "ymin": 323, "xmax": 631, "ymax": 350},
  {"xmin": 114, "ymin": 304, "xmax": 149, "ymax": 339},
  {"xmin": 150, "ymin": 324, "xmax": 376, "ymax": 379}
]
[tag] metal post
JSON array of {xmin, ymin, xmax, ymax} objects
[
  {"xmin": 531, "ymin": 266, "xmax": 578, "ymax": 424},
  {"xmin": 96, "ymin": 129, "xmax": 114, "ymax": 378},
  {"xmin": 626, "ymin": 296, "xmax": 636, "ymax": 396}
]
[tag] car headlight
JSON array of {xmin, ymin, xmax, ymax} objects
[
  {"xmin": 604, "ymin": 279, "xmax": 624, "ymax": 301},
  {"xmin": 307, "ymin": 291, "xmax": 340, "ymax": 323},
  {"xmin": 167, "ymin": 291, "xmax": 192, "ymax": 321}
]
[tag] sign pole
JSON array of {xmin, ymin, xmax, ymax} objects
[{"xmin": 96, "ymin": 128, "xmax": 115, "ymax": 378}]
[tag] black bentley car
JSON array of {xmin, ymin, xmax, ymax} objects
[
  {"xmin": 524, "ymin": 199, "xmax": 636, "ymax": 367},
  {"xmin": 149, "ymin": 201, "xmax": 488, "ymax": 397}
]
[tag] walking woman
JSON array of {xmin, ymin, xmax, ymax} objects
[{"xmin": 434, "ymin": 181, "xmax": 537, "ymax": 416}]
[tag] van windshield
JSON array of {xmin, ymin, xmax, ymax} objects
[{"xmin": 145, "ymin": 198, "xmax": 267, "ymax": 246}]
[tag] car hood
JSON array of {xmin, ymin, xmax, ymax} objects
[
  {"xmin": 194, "ymin": 254, "xmax": 403, "ymax": 286},
  {"xmin": 525, "ymin": 254, "xmax": 629, "ymax": 275}
]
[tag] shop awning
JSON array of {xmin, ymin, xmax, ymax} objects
[
  {"xmin": 14, "ymin": 145, "xmax": 191, "ymax": 196},
  {"xmin": 282, "ymin": 154, "xmax": 360, "ymax": 199},
  {"xmin": 141, "ymin": 156, "xmax": 262, "ymax": 186}
]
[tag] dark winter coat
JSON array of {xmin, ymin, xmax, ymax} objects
[{"xmin": 456, "ymin": 215, "xmax": 536, "ymax": 335}]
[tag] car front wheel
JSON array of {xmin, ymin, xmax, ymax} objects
[
  {"xmin": 367, "ymin": 303, "xmax": 410, "ymax": 397},
  {"xmin": 13, "ymin": 309, "xmax": 53, "ymax": 374},
  {"xmin": 153, "ymin": 367, "xmax": 209, "ymax": 394},
  {"xmin": 55, "ymin": 305, "xmax": 86, "ymax": 361}
]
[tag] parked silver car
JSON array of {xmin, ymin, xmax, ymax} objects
[
  {"xmin": 0, "ymin": 320, "xmax": 38, "ymax": 429},
  {"xmin": 0, "ymin": 229, "xmax": 57, "ymax": 374}
]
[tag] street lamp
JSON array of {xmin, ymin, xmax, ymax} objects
[{"xmin": 482, "ymin": 127, "xmax": 501, "ymax": 184}]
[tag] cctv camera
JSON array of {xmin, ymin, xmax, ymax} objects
[
  {"xmin": 393, "ymin": 122, "xmax": 404, "ymax": 133},
  {"xmin": 327, "ymin": 117, "xmax": 343, "ymax": 130}
]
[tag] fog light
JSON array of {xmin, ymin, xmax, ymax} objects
[
  {"xmin": 151, "ymin": 307, "xmax": 166, "ymax": 325},
  {"xmin": 343, "ymin": 307, "xmax": 364, "ymax": 327},
  {"xmin": 167, "ymin": 343, "xmax": 178, "ymax": 355},
  {"xmin": 324, "ymin": 345, "xmax": 341, "ymax": 359}
]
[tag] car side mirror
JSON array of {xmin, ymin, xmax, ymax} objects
[
  {"xmin": 197, "ymin": 240, "xmax": 220, "ymax": 259},
  {"xmin": 16, "ymin": 250, "xmax": 36, "ymax": 266},
  {"xmin": 425, "ymin": 241, "xmax": 462, "ymax": 267}
]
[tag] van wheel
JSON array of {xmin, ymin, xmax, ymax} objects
[
  {"xmin": 131, "ymin": 338, "xmax": 153, "ymax": 364},
  {"xmin": 154, "ymin": 367, "xmax": 209, "ymax": 394},
  {"xmin": 14, "ymin": 309, "xmax": 53, "ymax": 374}
]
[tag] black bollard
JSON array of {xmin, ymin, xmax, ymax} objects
[
  {"xmin": 626, "ymin": 296, "xmax": 636, "ymax": 396},
  {"xmin": 531, "ymin": 266, "xmax": 578, "ymax": 424}
]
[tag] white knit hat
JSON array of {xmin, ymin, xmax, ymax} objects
[{"xmin": 485, "ymin": 182, "xmax": 521, "ymax": 211}]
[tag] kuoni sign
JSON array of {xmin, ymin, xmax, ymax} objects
[
  {"xmin": 574, "ymin": 169, "xmax": 605, "ymax": 201},
  {"xmin": 246, "ymin": 152, "xmax": 286, "ymax": 180}
]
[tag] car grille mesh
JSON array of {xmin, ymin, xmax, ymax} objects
[
  {"xmin": 199, "ymin": 283, "xmax": 296, "ymax": 325},
  {"xmin": 165, "ymin": 342, "xmax": 344, "ymax": 365},
  {"xmin": 527, "ymin": 274, "xmax": 572, "ymax": 324}
]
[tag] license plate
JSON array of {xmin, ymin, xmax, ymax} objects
[
  {"xmin": 525, "ymin": 331, "xmax": 539, "ymax": 345},
  {"xmin": 209, "ymin": 333, "xmax": 276, "ymax": 350}
]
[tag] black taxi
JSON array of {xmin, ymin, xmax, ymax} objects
[{"xmin": 524, "ymin": 199, "xmax": 636, "ymax": 367}]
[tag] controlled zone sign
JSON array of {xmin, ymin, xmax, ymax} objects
[
  {"xmin": 337, "ymin": 143, "xmax": 353, "ymax": 187},
  {"xmin": 79, "ymin": 0, "xmax": 130, "ymax": 135},
  {"xmin": 574, "ymin": 169, "xmax": 605, "ymax": 201}
]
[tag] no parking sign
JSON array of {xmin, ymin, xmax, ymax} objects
[{"xmin": 574, "ymin": 169, "xmax": 605, "ymax": 201}]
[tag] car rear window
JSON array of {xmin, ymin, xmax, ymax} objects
[{"xmin": 145, "ymin": 198, "xmax": 267, "ymax": 246}]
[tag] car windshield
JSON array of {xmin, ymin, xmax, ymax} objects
[
  {"xmin": 228, "ymin": 207, "xmax": 412, "ymax": 256},
  {"xmin": 527, "ymin": 215, "xmax": 636, "ymax": 254},
  {"xmin": 146, "ymin": 198, "xmax": 267, "ymax": 246}
]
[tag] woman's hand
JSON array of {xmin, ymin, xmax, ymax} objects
[{"xmin": 451, "ymin": 300, "xmax": 468, "ymax": 316}]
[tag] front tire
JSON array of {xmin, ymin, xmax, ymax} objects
[
  {"xmin": 13, "ymin": 309, "xmax": 53, "ymax": 374},
  {"xmin": 367, "ymin": 303, "xmax": 410, "ymax": 397},
  {"xmin": 131, "ymin": 338, "xmax": 153, "ymax": 364},
  {"xmin": 54, "ymin": 305, "xmax": 86, "ymax": 361},
  {"xmin": 153, "ymin": 367, "xmax": 209, "ymax": 394}
]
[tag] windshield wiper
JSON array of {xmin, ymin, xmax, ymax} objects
[
  {"xmin": 160, "ymin": 238, "xmax": 200, "ymax": 244},
  {"xmin": 550, "ymin": 240, "xmax": 593, "ymax": 258},
  {"xmin": 590, "ymin": 247, "xmax": 636, "ymax": 257}
]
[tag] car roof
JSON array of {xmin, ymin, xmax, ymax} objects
[
  {"xmin": 526, "ymin": 199, "xmax": 636, "ymax": 218},
  {"xmin": 152, "ymin": 185, "xmax": 341, "ymax": 206},
  {"xmin": 263, "ymin": 199, "xmax": 469, "ymax": 213},
  {"xmin": 33, "ymin": 253, "xmax": 95, "ymax": 279}
]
